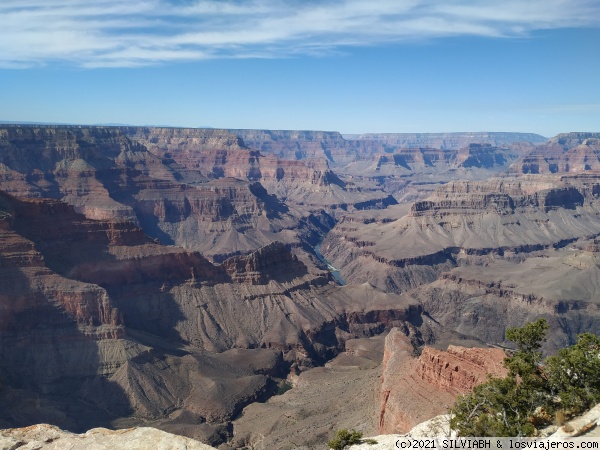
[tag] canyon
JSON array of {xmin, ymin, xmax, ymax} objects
[{"xmin": 2, "ymin": 126, "xmax": 600, "ymax": 449}]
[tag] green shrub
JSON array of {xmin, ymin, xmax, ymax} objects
[
  {"xmin": 451, "ymin": 320, "xmax": 600, "ymax": 437},
  {"xmin": 327, "ymin": 429, "xmax": 364, "ymax": 450},
  {"xmin": 546, "ymin": 332, "xmax": 600, "ymax": 415},
  {"xmin": 451, "ymin": 319, "xmax": 551, "ymax": 436},
  {"xmin": 276, "ymin": 380, "xmax": 293, "ymax": 395}
]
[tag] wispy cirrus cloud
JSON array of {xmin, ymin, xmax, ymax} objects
[{"xmin": 1, "ymin": 0, "xmax": 598, "ymax": 68}]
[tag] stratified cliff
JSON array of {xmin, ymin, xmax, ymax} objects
[
  {"xmin": 378, "ymin": 328, "xmax": 507, "ymax": 434},
  {"xmin": 322, "ymin": 175, "xmax": 600, "ymax": 289},
  {"xmin": 230, "ymin": 129, "xmax": 368, "ymax": 164},
  {"xmin": 231, "ymin": 130, "xmax": 545, "ymax": 163},
  {"xmin": 127, "ymin": 126, "xmax": 394, "ymax": 215},
  {"xmin": 0, "ymin": 126, "xmax": 315, "ymax": 259}
]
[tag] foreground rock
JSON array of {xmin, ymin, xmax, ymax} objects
[
  {"xmin": 350, "ymin": 403, "xmax": 600, "ymax": 448},
  {"xmin": 0, "ymin": 424, "xmax": 217, "ymax": 450},
  {"xmin": 378, "ymin": 328, "xmax": 507, "ymax": 434},
  {"xmin": 349, "ymin": 415, "xmax": 454, "ymax": 449}
]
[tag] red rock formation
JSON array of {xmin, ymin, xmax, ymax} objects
[
  {"xmin": 378, "ymin": 328, "xmax": 507, "ymax": 434},
  {"xmin": 416, "ymin": 346, "xmax": 507, "ymax": 395},
  {"xmin": 125, "ymin": 127, "xmax": 344, "ymax": 187}
]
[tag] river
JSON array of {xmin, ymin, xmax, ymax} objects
[{"xmin": 313, "ymin": 242, "xmax": 346, "ymax": 285}]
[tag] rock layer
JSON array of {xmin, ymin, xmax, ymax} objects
[{"xmin": 378, "ymin": 328, "xmax": 507, "ymax": 434}]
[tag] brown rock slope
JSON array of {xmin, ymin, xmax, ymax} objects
[
  {"xmin": 378, "ymin": 328, "xmax": 507, "ymax": 434},
  {"xmin": 230, "ymin": 335, "xmax": 386, "ymax": 450}
]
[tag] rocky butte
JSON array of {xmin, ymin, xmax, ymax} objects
[{"xmin": 1, "ymin": 126, "xmax": 600, "ymax": 448}]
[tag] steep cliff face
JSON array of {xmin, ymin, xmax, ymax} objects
[
  {"xmin": 378, "ymin": 328, "xmax": 507, "ymax": 434},
  {"xmin": 127, "ymin": 126, "xmax": 248, "ymax": 151},
  {"xmin": 230, "ymin": 129, "xmax": 368, "ymax": 164},
  {"xmin": 415, "ymin": 346, "xmax": 507, "ymax": 394},
  {"xmin": 128, "ymin": 127, "xmax": 393, "ymax": 215},
  {"xmin": 370, "ymin": 144, "xmax": 516, "ymax": 173},
  {"xmin": 0, "ymin": 192, "xmax": 127, "ymax": 330},
  {"xmin": 221, "ymin": 241, "xmax": 306, "ymax": 283},
  {"xmin": 129, "ymin": 127, "xmax": 337, "ymax": 184},
  {"xmin": 456, "ymin": 143, "xmax": 509, "ymax": 168},
  {"xmin": 231, "ymin": 130, "xmax": 545, "ymax": 164},
  {"xmin": 126, "ymin": 176, "xmax": 305, "ymax": 260},
  {"xmin": 0, "ymin": 194, "xmax": 143, "ymax": 434}
]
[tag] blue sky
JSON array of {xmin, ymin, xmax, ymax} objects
[{"xmin": 1, "ymin": 0, "xmax": 599, "ymax": 137}]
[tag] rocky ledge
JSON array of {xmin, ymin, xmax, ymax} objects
[{"xmin": 0, "ymin": 424, "xmax": 218, "ymax": 450}]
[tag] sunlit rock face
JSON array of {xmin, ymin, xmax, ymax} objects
[{"xmin": 378, "ymin": 328, "xmax": 507, "ymax": 434}]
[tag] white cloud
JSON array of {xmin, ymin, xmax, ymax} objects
[{"xmin": 0, "ymin": 0, "xmax": 598, "ymax": 68}]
